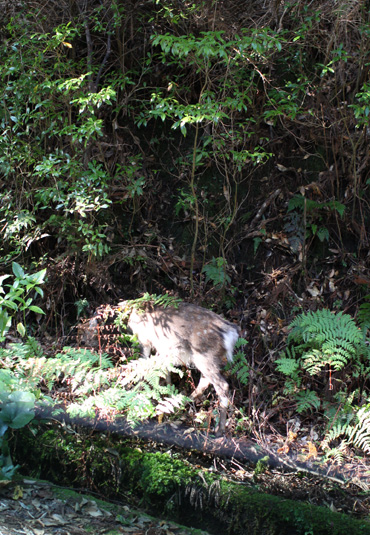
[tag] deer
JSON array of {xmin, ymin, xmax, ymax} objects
[{"xmin": 121, "ymin": 300, "xmax": 240, "ymax": 436}]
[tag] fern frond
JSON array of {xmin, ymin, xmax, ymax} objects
[
  {"xmin": 295, "ymin": 390, "xmax": 320, "ymax": 413},
  {"xmin": 288, "ymin": 309, "xmax": 365, "ymax": 374},
  {"xmin": 127, "ymin": 293, "xmax": 182, "ymax": 312},
  {"xmin": 228, "ymin": 351, "xmax": 249, "ymax": 385},
  {"xmin": 275, "ymin": 357, "xmax": 299, "ymax": 377},
  {"xmin": 156, "ymin": 393, "xmax": 188, "ymax": 415},
  {"xmin": 24, "ymin": 336, "xmax": 44, "ymax": 358},
  {"xmin": 322, "ymin": 423, "xmax": 352, "ymax": 450},
  {"xmin": 322, "ymin": 406, "xmax": 370, "ymax": 455},
  {"xmin": 357, "ymin": 299, "xmax": 370, "ymax": 333},
  {"xmin": 57, "ymin": 347, "xmax": 113, "ymax": 369},
  {"xmin": 348, "ymin": 407, "xmax": 370, "ymax": 454},
  {"xmin": 323, "ymin": 445, "xmax": 346, "ymax": 465}
]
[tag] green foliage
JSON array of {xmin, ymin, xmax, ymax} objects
[
  {"xmin": 0, "ymin": 262, "xmax": 46, "ymax": 340},
  {"xmin": 0, "ymin": 391, "xmax": 35, "ymax": 433},
  {"xmin": 135, "ymin": 293, "xmax": 182, "ymax": 309},
  {"xmin": 135, "ymin": 26, "xmax": 282, "ymax": 293},
  {"xmin": 357, "ymin": 297, "xmax": 370, "ymax": 334},
  {"xmin": 0, "ymin": 390, "xmax": 35, "ymax": 480},
  {"xmin": 287, "ymin": 196, "xmax": 346, "ymax": 218},
  {"xmin": 294, "ymin": 390, "xmax": 320, "ymax": 414},
  {"xmin": 287, "ymin": 309, "xmax": 365, "ymax": 374},
  {"xmin": 118, "ymin": 356, "xmax": 188, "ymax": 424},
  {"xmin": 175, "ymin": 188, "xmax": 196, "ymax": 217},
  {"xmin": 350, "ymin": 82, "xmax": 370, "ymax": 128},
  {"xmin": 285, "ymin": 195, "xmax": 345, "ymax": 249},
  {"xmin": 227, "ymin": 338, "xmax": 249, "ymax": 386},
  {"xmin": 0, "ymin": 16, "xmax": 115, "ymax": 263},
  {"xmin": 322, "ymin": 405, "xmax": 370, "ymax": 457},
  {"xmin": 202, "ymin": 257, "xmax": 231, "ymax": 289},
  {"xmin": 275, "ymin": 354, "xmax": 300, "ymax": 379},
  {"xmin": 126, "ymin": 449, "xmax": 194, "ymax": 498},
  {"xmin": 140, "ymin": 29, "xmax": 281, "ymax": 162},
  {"xmin": 276, "ymin": 309, "xmax": 369, "ymax": 414},
  {"xmin": 254, "ymin": 456, "xmax": 269, "ymax": 476},
  {"xmin": 0, "ymin": 338, "xmax": 188, "ymax": 427},
  {"xmin": 117, "ymin": 293, "xmax": 183, "ymax": 322}
]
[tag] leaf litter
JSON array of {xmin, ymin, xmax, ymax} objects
[{"xmin": 0, "ymin": 479, "xmax": 209, "ymax": 535}]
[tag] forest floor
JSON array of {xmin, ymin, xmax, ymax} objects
[{"xmin": 0, "ymin": 478, "xmax": 209, "ymax": 535}]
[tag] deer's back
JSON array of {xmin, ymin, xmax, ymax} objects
[{"xmin": 128, "ymin": 302, "xmax": 239, "ymax": 366}]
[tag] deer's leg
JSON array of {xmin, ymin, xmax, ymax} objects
[
  {"xmin": 191, "ymin": 375, "xmax": 210, "ymax": 399},
  {"xmin": 210, "ymin": 376, "xmax": 229, "ymax": 437},
  {"xmin": 192, "ymin": 356, "xmax": 230, "ymax": 436}
]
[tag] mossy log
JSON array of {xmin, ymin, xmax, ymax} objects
[{"xmin": 10, "ymin": 423, "xmax": 370, "ymax": 535}]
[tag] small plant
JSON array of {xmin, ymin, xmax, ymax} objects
[
  {"xmin": 322, "ymin": 404, "xmax": 370, "ymax": 457},
  {"xmin": 254, "ymin": 456, "xmax": 269, "ymax": 476},
  {"xmin": 284, "ymin": 195, "xmax": 345, "ymax": 257},
  {"xmin": 202, "ymin": 257, "xmax": 231, "ymax": 289},
  {"xmin": 0, "ymin": 390, "xmax": 35, "ymax": 480},
  {"xmin": 283, "ymin": 309, "xmax": 366, "ymax": 375},
  {"xmin": 350, "ymin": 82, "xmax": 370, "ymax": 129},
  {"xmin": 116, "ymin": 293, "xmax": 182, "ymax": 322},
  {"xmin": 357, "ymin": 296, "xmax": 370, "ymax": 334},
  {"xmin": 276, "ymin": 309, "xmax": 369, "ymax": 413},
  {"xmin": 227, "ymin": 337, "xmax": 249, "ymax": 385},
  {"xmin": 294, "ymin": 390, "xmax": 320, "ymax": 414},
  {"xmin": 0, "ymin": 262, "xmax": 46, "ymax": 340}
]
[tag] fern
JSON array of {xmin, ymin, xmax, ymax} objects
[
  {"xmin": 63, "ymin": 350, "xmax": 188, "ymax": 424},
  {"xmin": 323, "ymin": 445, "xmax": 346, "ymax": 465},
  {"xmin": 275, "ymin": 356, "xmax": 300, "ymax": 378},
  {"xmin": 295, "ymin": 390, "xmax": 320, "ymax": 413},
  {"xmin": 357, "ymin": 298, "xmax": 370, "ymax": 334},
  {"xmin": 115, "ymin": 294, "xmax": 182, "ymax": 330},
  {"xmin": 156, "ymin": 393, "xmax": 188, "ymax": 415},
  {"xmin": 348, "ymin": 406, "xmax": 370, "ymax": 453},
  {"xmin": 275, "ymin": 347, "xmax": 302, "ymax": 393},
  {"xmin": 24, "ymin": 336, "xmax": 44, "ymax": 358},
  {"xmin": 287, "ymin": 309, "xmax": 365, "ymax": 374},
  {"xmin": 2, "ymin": 336, "xmax": 44, "ymax": 362},
  {"xmin": 282, "ymin": 378, "xmax": 301, "ymax": 395},
  {"xmin": 227, "ymin": 338, "xmax": 249, "ymax": 385},
  {"xmin": 322, "ymin": 405, "xmax": 370, "ymax": 455},
  {"xmin": 277, "ymin": 309, "xmax": 368, "ymax": 415},
  {"xmin": 0, "ymin": 335, "xmax": 193, "ymax": 428},
  {"xmin": 55, "ymin": 347, "xmax": 113, "ymax": 369}
]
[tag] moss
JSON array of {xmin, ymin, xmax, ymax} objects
[
  {"xmin": 10, "ymin": 424, "xmax": 370, "ymax": 535},
  {"xmin": 215, "ymin": 479, "xmax": 370, "ymax": 535},
  {"xmin": 121, "ymin": 448, "xmax": 195, "ymax": 497}
]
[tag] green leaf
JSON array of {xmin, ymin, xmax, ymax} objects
[
  {"xmin": 34, "ymin": 287, "xmax": 44, "ymax": 298},
  {"xmin": 12, "ymin": 262, "xmax": 25, "ymax": 279},
  {"xmin": 31, "ymin": 268, "xmax": 47, "ymax": 285},
  {"xmin": 0, "ymin": 311, "xmax": 11, "ymax": 340},
  {"xmin": 17, "ymin": 323, "xmax": 26, "ymax": 337},
  {"xmin": 1, "ymin": 300, "xmax": 18, "ymax": 311},
  {"xmin": 28, "ymin": 305, "xmax": 45, "ymax": 315},
  {"xmin": 0, "ymin": 391, "xmax": 35, "ymax": 430}
]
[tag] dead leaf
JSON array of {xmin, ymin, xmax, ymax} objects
[
  {"xmin": 306, "ymin": 442, "xmax": 318, "ymax": 460},
  {"xmin": 307, "ymin": 285, "xmax": 321, "ymax": 297}
]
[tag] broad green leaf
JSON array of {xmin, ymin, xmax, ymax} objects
[
  {"xmin": 12, "ymin": 262, "xmax": 25, "ymax": 279},
  {"xmin": 28, "ymin": 305, "xmax": 45, "ymax": 315},
  {"xmin": 16, "ymin": 323, "xmax": 26, "ymax": 337},
  {"xmin": 0, "ymin": 391, "xmax": 35, "ymax": 429}
]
